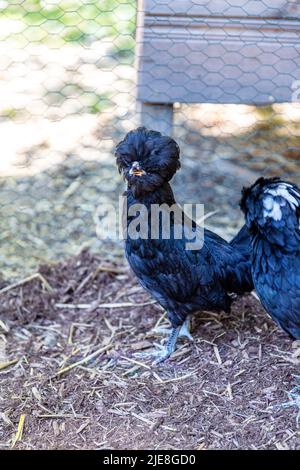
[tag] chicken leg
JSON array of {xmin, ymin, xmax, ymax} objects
[
  {"xmin": 154, "ymin": 316, "xmax": 193, "ymax": 364},
  {"xmin": 179, "ymin": 316, "xmax": 193, "ymax": 341},
  {"xmin": 154, "ymin": 325, "xmax": 181, "ymax": 364}
]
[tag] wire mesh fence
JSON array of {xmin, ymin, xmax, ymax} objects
[{"xmin": 0, "ymin": 0, "xmax": 299, "ymax": 279}]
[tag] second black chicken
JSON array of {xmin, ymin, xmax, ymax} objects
[
  {"xmin": 115, "ymin": 127, "xmax": 253, "ymax": 362},
  {"xmin": 240, "ymin": 177, "xmax": 300, "ymax": 339}
]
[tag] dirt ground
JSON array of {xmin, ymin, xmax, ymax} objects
[{"xmin": 1, "ymin": 250, "xmax": 300, "ymax": 450}]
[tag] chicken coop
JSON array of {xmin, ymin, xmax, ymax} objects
[
  {"xmin": 136, "ymin": 0, "xmax": 300, "ymax": 134},
  {"xmin": 0, "ymin": 0, "xmax": 300, "ymax": 451}
]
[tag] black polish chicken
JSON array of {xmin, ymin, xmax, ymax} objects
[
  {"xmin": 115, "ymin": 127, "xmax": 253, "ymax": 362},
  {"xmin": 240, "ymin": 176, "xmax": 300, "ymax": 339}
]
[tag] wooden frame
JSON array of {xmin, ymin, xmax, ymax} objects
[{"xmin": 135, "ymin": 0, "xmax": 300, "ymax": 134}]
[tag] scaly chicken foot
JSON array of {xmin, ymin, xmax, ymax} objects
[
  {"xmin": 152, "ymin": 316, "xmax": 193, "ymax": 341},
  {"xmin": 153, "ymin": 325, "xmax": 181, "ymax": 364},
  {"xmin": 269, "ymin": 376, "xmax": 300, "ymax": 427},
  {"xmin": 153, "ymin": 316, "xmax": 194, "ymax": 364},
  {"xmin": 134, "ymin": 317, "xmax": 193, "ymax": 364},
  {"xmin": 179, "ymin": 316, "xmax": 193, "ymax": 341}
]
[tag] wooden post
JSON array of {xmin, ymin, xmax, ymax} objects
[{"xmin": 137, "ymin": 102, "xmax": 174, "ymax": 136}]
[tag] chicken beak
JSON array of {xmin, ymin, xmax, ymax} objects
[
  {"xmin": 129, "ymin": 162, "xmax": 146, "ymax": 177},
  {"xmin": 131, "ymin": 169, "xmax": 146, "ymax": 176}
]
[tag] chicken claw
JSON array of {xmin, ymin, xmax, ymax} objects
[
  {"xmin": 153, "ymin": 326, "xmax": 181, "ymax": 364},
  {"xmin": 179, "ymin": 316, "xmax": 193, "ymax": 342}
]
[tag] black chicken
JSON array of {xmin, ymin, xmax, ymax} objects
[
  {"xmin": 240, "ymin": 177, "xmax": 300, "ymax": 339},
  {"xmin": 115, "ymin": 127, "xmax": 253, "ymax": 362}
]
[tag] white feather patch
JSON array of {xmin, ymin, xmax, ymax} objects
[
  {"xmin": 291, "ymin": 187, "xmax": 300, "ymax": 200},
  {"xmin": 263, "ymin": 197, "xmax": 282, "ymax": 221},
  {"xmin": 262, "ymin": 182, "xmax": 300, "ymax": 222},
  {"xmin": 263, "ymin": 195, "xmax": 274, "ymax": 211},
  {"xmin": 267, "ymin": 187, "xmax": 299, "ymax": 209}
]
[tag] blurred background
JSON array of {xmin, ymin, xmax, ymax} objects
[{"xmin": 0, "ymin": 0, "xmax": 299, "ymax": 279}]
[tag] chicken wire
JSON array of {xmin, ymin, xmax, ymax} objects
[{"xmin": 0, "ymin": 0, "xmax": 299, "ymax": 279}]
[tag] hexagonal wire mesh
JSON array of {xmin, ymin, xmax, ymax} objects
[{"xmin": 0, "ymin": 0, "xmax": 299, "ymax": 279}]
